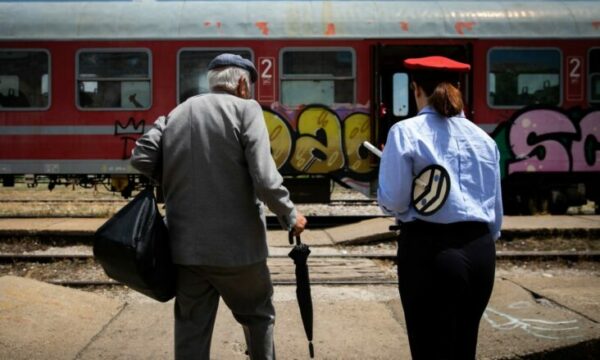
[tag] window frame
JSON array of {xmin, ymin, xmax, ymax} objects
[
  {"xmin": 486, "ymin": 46, "xmax": 563, "ymax": 109},
  {"xmin": 279, "ymin": 47, "xmax": 357, "ymax": 106},
  {"xmin": 176, "ymin": 47, "xmax": 254, "ymax": 105},
  {"xmin": 75, "ymin": 48, "xmax": 152, "ymax": 111},
  {"xmin": 0, "ymin": 48, "xmax": 51, "ymax": 112},
  {"xmin": 587, "ymin": 47, "xmax": 600, "ymax": 106}
]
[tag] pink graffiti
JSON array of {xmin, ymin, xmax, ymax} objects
[
  {"xmin": 572, "ymin": 111, "xmax": 600, "ymax": 171},
  {"xmin": 508, "ymin": 109, "xmax": 600, "ymax": 174}
]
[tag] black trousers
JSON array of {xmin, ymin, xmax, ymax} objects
[{"xmin": 397, "ymin": 220, "xmax": 496, "ymax": 360}]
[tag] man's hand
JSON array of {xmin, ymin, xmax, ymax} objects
[{"xmin": 293, "ymin": 211, "xmax": 307, "ymax": 236}]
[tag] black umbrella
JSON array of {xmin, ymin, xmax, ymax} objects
[{"xmin": 288, "ymin": 231, "xmax": 315, "ymax": 358}]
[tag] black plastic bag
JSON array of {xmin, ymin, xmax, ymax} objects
[{"xmin": 94, "ymin": 187, "xmax": 175, "ymax": 302}]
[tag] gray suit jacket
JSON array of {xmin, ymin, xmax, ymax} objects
[{"xmin": 131, "ymin": 92, "xmax": 296, "ymax": 266}]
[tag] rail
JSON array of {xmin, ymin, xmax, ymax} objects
[{"xmin": 2, "ymin": 250, "xmax": 599, "ymax": 264}]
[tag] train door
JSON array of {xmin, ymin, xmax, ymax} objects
[{"xmin": 373, "ymin": 44, "xmax": 471, "ymax": 147}]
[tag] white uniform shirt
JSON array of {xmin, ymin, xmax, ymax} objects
[{"xmin": 378, "ymin": 106, "xmax": 503, "ymax": 240}]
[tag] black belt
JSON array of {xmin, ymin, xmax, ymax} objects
[{"xmin": 398, "ymin": 220, "xmax": 489, "ymax": 245}]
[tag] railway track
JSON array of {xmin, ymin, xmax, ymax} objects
[
  {"xmin": 0, "ymin": 215, "xmax": 385, "ymax": 229},
  {"xmin": 2, "ymin": 250, "xmax": 600, "ymax": 263},
  {"xmin": 0, "ymin": 199, "xmax": 126, "ymax": 203},
  {"xmin": 0, "ymin": 198, "xmax": 376, "ymax": 205},
  {"xmin": 45, "ymin": 279, "xmax": 401, "ymax": 287},
  {"xmin": 1, "ymin": 201, "xmax": 598, "ymax": 287},
  {"xmin": 268, "ymin": 215, "xmax": 383, "ymax": 229},
  {"xmin": 328, "ymin": 199, "xmax": 378, "ymax": 206},
  {"xmin": 0, "ymin": 254, "xmax": 399, "ymax": 286},
  {"xmin": 1, "ymin": 250, "xmax": 598, "ymax": 288}
]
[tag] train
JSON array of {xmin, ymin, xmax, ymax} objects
[{"xmin": 0, "ymin": 0, "xmax": 599, "ymax": 214}]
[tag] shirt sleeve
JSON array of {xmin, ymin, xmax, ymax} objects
[
  {"xmin": 377, "ymin": 124, "xmax": 413, "ymax": 217},
  {"xmin": 490, "ymin": 145, "xmax": 504, "ymax": 240},
  {"xmin": 130, "ymin": 115, "xmax": 167, "ymax": 182},
  {"xmin": 241, "ymin": 100, "xmax": 296, "ymax": 230}
]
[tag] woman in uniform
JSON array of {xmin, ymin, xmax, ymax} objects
[{"xmin": 378, "ymin": 56, "xmax": 503, "ymax": 360}]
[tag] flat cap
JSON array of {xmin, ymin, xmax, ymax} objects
[
  {"xmin": 404, "ymin": 56, "xmax": 470, "ymax": 72},
  {"xmin": 208, "ymin": 53, "xmax": 258, "ymax": 83}
]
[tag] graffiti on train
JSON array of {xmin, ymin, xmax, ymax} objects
[
  {"xmin": 115, "ymin": 117, "xmax": 145, "ymax": 160},
  {"xmin": 493, "ymin": 107, "xmax": 600, "ymax": 178},
  {"xmin": 263, "ymin": 104, "xmax": 374, "ymax": 179}
]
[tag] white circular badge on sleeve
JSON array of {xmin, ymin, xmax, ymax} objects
[{"xmin": 411, "ymin": 164, "xmax": 450, "ymax": 216}]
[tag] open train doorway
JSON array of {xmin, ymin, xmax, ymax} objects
[{"xmin": 372, "ymin": 44, "xmax": 472, "ymax": 148}]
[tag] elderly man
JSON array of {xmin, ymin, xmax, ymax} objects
[{"xmin": 131, "ymin": 53, "xmax": 307, "ymax": 360}]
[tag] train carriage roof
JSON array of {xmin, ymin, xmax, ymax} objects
[{"xmin": 0, "ymin": 0, "xmax": 599, "ymax": 40}]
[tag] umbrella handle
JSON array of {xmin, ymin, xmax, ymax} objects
[{"xmin": 288, "ymin": 231, "xmax": 302, "ymax": 245}]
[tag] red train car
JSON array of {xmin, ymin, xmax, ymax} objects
[{"xmin": 1, "ymin": 0, "xmax": 599, "ymax": 213}]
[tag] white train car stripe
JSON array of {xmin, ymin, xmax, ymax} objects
[{"xmin": 0, "ymin": 1, "xmax": 598, "ymax": 40}]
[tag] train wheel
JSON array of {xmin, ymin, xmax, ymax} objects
[
  {"xmin": 502, "ymin": 189, "xmax": 528, "ymax": 215},
  {"xmin": 525, "ymin": 196, "xmax": 537, "ymax": 215},
  {"xmin": 2, "ymin": 176, "xmax": 15, "ymax": 187},
  {"xmin": 110, "ymin": 175, "xmax": 128, "ymax": 193},
  {"xmin": 523, "ymin": 190, "xmax": 551, "ymax": 215},
  {"xmin": 548, "ymin": 190, "xmax": 568, "ymax": 215},
  {"xmin": 502, "ymin": 199, "xmax": 520, "ymax": 215}
]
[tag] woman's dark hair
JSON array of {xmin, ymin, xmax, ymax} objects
[{"xmin": 411, "ymin": 71, "xmax": 464, "ymax": 118}]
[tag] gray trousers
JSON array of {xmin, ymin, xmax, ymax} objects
[{"xmin": 174, "ymin": 260, "xmax": 276, "ymax": 360}]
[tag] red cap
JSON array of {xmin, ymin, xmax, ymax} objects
[{"xmin": 404, "ymin": 56, "xmax": 471, "ymax": 72}]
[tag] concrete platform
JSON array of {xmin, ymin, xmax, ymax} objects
[
  {"xmin": 0, "ymin": 276, "xmax": 124, "ymax": 360},
  {"xmin": 0, "ymin": 218, "xmax": 105, "ymax": 236},
  {"xmin": 478, "ymin": 279, "xmax": 600, "ymax": 359},
  {"xmin": 0, "ymin": 215, "xmax": 599, "ymax": 358},
  {"xmin": 1, "ymin": 215, "xmax": 599, "ymax": 245},
  {"xmin": 1, "ymin": 274, "xmax": 598, "ymax": 359}
]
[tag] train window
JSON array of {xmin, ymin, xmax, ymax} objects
[
  {"xmin": 488, "ymin": 48, "xmax": 561, "ymax": 108},
  {"xmin": 177, "ymin": 49, "xmax": 253, "ymax": 104},
  {"xmin": 392, "ymin": 73, "xmax": 409, "ymax": 116},
  {"xmin": 77, "ymin": 50, "xmax": 151, "ymax": 110},
  {"xmin": 589, "ymin": 48, "xmax": 600, "ymax": 105},
  {"xmin": 280, "ymin": 49, "xmax": 355, "ymax": 106},
  {"xmin": 0, "ymin": 50, "xmax": 49, "ymax": 110}
]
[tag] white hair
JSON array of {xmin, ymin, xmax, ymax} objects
[{"xmin": 208, "ymin": 67, "xmax": 250, "ymax": 93}]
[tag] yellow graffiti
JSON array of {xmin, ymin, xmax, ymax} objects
[
  {"xmin": 262, "ymin": 106, "xmax": 374, "ymax": 177},
  {"xmin": 263, "ymin": 110, "xmax": 292, "ymax": 169},
  {"xmin": 344, "ymin": 113, "xmax": 372, "ymax": 174},
  {"xmin": 291, "ymin": 107, "xmax": 345, "ymax": 173}
]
